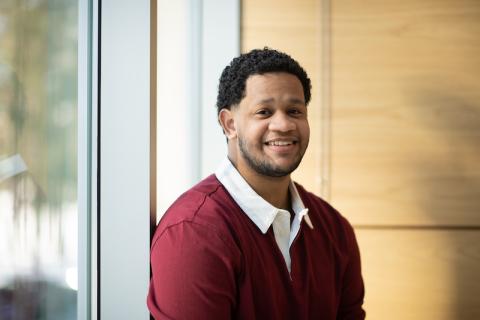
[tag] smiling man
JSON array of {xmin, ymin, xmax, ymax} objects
[{"xmin": 147, "ymin": 48, "xmax": 365, "ymax": 319}]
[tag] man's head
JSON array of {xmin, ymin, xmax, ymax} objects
[
  {"xmin": 216, "ymin": 48, "xmax": 311, "ymax": 115},
  {"xmin": 217, "ymin": 48, "xmax": 311, "ymax": 179}
]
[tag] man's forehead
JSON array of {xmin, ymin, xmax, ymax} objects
[
  {"xmin": 254, "ymin": 97, "xmax": 305, "ymax": 105},
  {"xmin": 243, "ymin": 73, "xmax": 305, "ymax": 101},
  {"xmin": 245, "ymin": 71, "xmax": 298, "ymax": 82}
]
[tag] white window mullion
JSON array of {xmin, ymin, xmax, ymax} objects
[{"xmin": 100, "ymin": 0, "xmax": 151, "ymax": 319}]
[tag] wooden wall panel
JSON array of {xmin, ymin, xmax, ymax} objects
[
  {"xmin": 331, "ymin": 0, "xmax": 480, "ymax": 226},
  {"xmin": 356, "ymin": 229, "xmax": 480, "ymax": 319},
  {"xmin": 242, "ymin": 1, "xmax": 480, "ymax": 319},
  {"xmin": 242, "ymin": 0, "xmax": 326, "ymax": 195}
]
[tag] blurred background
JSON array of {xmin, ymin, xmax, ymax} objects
[
  {"xmin": 0, "ymin": 1, "xmax": 78, "ymax": 319},
  {"xmin": 1, "ymin": 0, "xmax": 479, "ymax": 319}
]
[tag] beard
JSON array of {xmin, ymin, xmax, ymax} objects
[{"xmin": 238, "ymin": 136, "xmax": 306, "ymax": 178}]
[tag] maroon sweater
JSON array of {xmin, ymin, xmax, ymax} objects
[{"xmin": 147, "ymin": 175, "xmax": 365, "ymax": 319}]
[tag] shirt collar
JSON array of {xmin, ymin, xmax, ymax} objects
[{"xmin": 215, "ymin": 157, "xmax": 309, "ymax": 234}]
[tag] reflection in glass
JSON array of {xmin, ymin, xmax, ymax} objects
[{"xmin": 0, "ymin": 0, "xmax": 78, "ymax": 319}]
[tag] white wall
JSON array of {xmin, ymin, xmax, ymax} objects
[
  {"xmin": 100, "ymin": 0, "xmax": 151, "ymax": 318},
  {"xmin": 156, "ymin": 0, "xmax": 240, "ymax": 219}
]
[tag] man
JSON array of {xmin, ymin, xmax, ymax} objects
[{"xmin": 147, "ymin": 48, "xmax": 365, "ymax": 319}]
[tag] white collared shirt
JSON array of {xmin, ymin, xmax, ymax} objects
[{"xmin": 215, "ymin": 158, "xmax": 312, "ymax": 273}]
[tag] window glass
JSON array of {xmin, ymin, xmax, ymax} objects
[{"xmin": 0, "ymin": 0, "xmax": 78, "ymax": 319}]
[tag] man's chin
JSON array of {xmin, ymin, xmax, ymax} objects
[{"xmin": 256, "ymin": 161, "xmax": 301, "ymax": 178}]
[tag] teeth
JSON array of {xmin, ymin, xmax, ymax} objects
[{"xmin": 268, "ymin": 141, "xmax": 293, "ymax": 146}]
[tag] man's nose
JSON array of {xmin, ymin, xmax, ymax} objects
[{"xmin": 269, "ymin": 112, "xmax": 295, "ymax": 132}]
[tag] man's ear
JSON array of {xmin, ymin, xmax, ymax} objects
[{"xmin": 218, "ymin": 108, "xmax": 237, "ymax": 140}]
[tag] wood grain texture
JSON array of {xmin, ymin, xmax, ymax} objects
[
  {"xmin": 242, "ymin": 1, "xmax": 480, "ymax": 319},
  {"xmin": 330, "ymin": 0, "xmax": 480, "ymax": 226},
  {"xmin": 242, "ymin": 0, "xmax": 326, "ymax": 195},
  {"xmin": 356, "ymin": 229, "xmax": 480, "ymax": 319}
]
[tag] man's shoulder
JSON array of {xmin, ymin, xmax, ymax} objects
[{"xmin": 153, "ymin": 174, "xmax": 237, "ymax": 241}]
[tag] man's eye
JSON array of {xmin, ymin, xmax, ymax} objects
[
  {"xmin": 256, "ymin": 109, "xmax": 271, "ymax": 116},
  {"xmin": 288, "ymin": 109, "xmax": 303, "ymax": 115}
]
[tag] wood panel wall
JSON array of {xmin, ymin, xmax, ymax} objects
[
  {"xmin": 242, "ymin": 0, "xmax": 480, "ymax": 319},
  {"xmin": 331, "ymin": 0, "xmax": 480, "ymax": 227}
]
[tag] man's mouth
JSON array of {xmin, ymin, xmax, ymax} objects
[{"xmin": 264, "ymin": 139, "xmax": 298, "ymax": 146}]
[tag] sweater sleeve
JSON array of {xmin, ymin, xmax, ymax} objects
[
  {"xmin": 337, "ymin": 221, "xmax": 366, "ymax": 320},
  {"xmin": 147, "ymin": 221, "xmax": 241, "ymax": 320}
]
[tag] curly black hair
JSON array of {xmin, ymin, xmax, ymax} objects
[{"xmin": 216, "ymin": 48, "xmax": 312, "ymax": 115}]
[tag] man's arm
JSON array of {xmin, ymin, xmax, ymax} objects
[
  {"xmin": 337, "ymin": 221, "xmax": 366, "ymax": 320},
  {"xmin": 147, "ymin": 221, "xmax": 240, "ymax": 319}
]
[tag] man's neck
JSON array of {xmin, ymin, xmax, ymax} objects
[
  {"xmin": 230, "ymin": 158, "xmax": 292, "ymax": 210},
  {"xmin": 249, "ymin": 174, "xmax": 291, "ymax": 211}
]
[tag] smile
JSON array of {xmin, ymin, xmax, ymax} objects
[{"xmin": 264, "ymin": 140, "xmax": 298, "ymax": 146}]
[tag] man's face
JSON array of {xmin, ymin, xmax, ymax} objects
[{"xmin": 228, "ymin": 72, "xmax": 310, "ymax": 178}]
